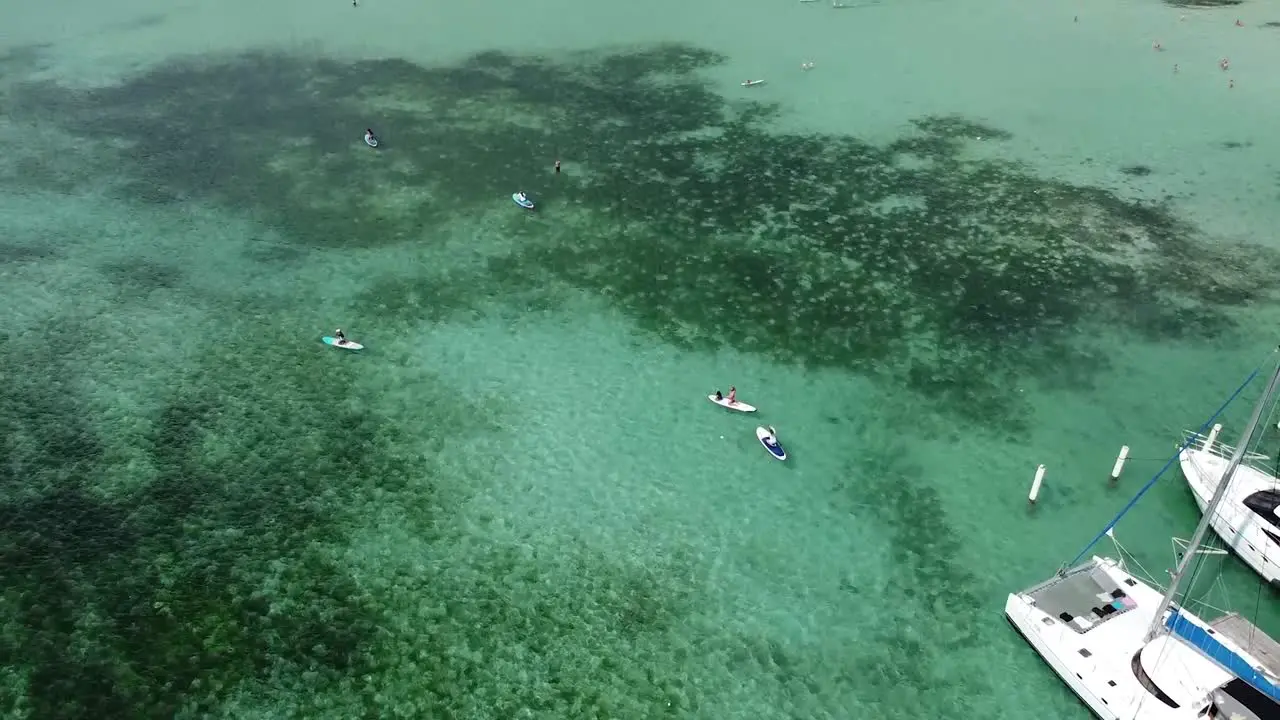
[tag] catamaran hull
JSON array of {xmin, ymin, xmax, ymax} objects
[
  {"xmin": 1004, "ymin": 595, "xmax": 1121, "ymax": 720},
  {"xmin": 1003, "ymin": 557, "xmax": 1237, "ymax": 720}
]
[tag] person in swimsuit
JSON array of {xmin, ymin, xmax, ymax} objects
[
  {"xmin": 365, "ymin": 128, "xmax": 377, "ymax": 144},
  {"xmin": 728, "ymin": 386, "xmax": 737, "ymax": 403},
  {"xmin": 334, "ymin": 328, "xmax": 346, "ymax": 344},
  {"xmin": 714, "ymin": 390, "xmax": 724, "ymax": 401}
]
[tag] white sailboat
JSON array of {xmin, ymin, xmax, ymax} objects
[
  {"xmin": 1005, "ymin": 357, "xmax": 1280, "ymax": 720},
  {"xmin": 1180, "ymin": 424, "xmax": 1280, "ymax": 589}
]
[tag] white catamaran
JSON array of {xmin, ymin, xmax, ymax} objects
[
  {"xmin": 1006, "ymin": 357, "xmax": 1280, "ymax": 720},
  {"xmin": 1180, "ymin": 423, "xmax": 1280, "ymax": 590}
]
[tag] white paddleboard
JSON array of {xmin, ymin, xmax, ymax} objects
[
  {"xmin": 364, "ymin": 134, "xmax": 379, "ymax": 148},
  {"xmin": 323, "ymin": 336, "xmax": 363, "ymax": 350},
  {"xmin": 741, "ymin": 79, "xmax": 765, "ymax": 87},
  {"xmin": 756, "ymin": 426, "xmax": 787, "ymax": 460},
  {"xmin": 708, "ymin": 394, "xmax": 756, "ymax": 413}
]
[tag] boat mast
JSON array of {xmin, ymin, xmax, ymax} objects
[{"xmin": 1144, "ymin": 359, "xmax": 1280, "ymax": 642}]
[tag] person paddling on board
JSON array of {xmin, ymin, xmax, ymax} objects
[
  {"xmin": 334, "ymin": 328, "xmax": 347, "ymax": 345},
  {"xmin": 728, "ymin": 386, "xmax": 737, "ymax": 404}
]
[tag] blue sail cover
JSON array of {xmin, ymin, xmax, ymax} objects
[{"xmin": 1165, "ymin": 610, "xmax": 1280, "ymax": 704}]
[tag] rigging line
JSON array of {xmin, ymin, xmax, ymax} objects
[{"xmin": 1066, "ymin": 365, "xmax": 1262, "ymax": 567}]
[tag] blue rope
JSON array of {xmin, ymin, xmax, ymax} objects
[{"xmin": 1066, "ymin": 366, "xmax": 1262, "ymax": 567}]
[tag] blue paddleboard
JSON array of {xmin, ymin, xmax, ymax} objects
[
  {"xmin": 756, "ymin": 426, "xmax": 786, "ymax": 461},
  {"xmin": 512, "ymin": 192, "xmax": 535, "ymax": 210}
]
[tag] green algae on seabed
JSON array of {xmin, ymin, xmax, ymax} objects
[
  {"xmin": 11, "ymin": 44, "xmax": 1276, "ymax": 434},
  {"xmin": 0, "ymin": 40, "xmax": 1277, "ymax": 719}
]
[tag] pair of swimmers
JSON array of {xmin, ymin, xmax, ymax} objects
[{"xmin": 713, "ymin": 386, "xmax": 738, "ymax": 404}]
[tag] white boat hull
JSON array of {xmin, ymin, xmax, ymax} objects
[
  {"xmin": 1180, "ymin": 443, "xmax": 1280, "ymax": 588},
  {"xmin": 1005, "ymin": 557, "xmax": 1240, "ymax": 720}
]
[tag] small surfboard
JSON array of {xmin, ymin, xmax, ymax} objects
[
  {"xmin": 708, "ymin": 394, "xmax": 757, "ymax": 413},
  {"xmin": 757, "ymin": 426, "xmax": 787, "ymax": 460},
  {"xmin": 364, "ymin": 134, "xmax": 379, "ymax": 148},
  {"xmin": 741, "ymin": 80, "xmax": 765, "ymax": 87},
  {"xmin": 323, "ymin": 336, "xmax": 364, "ymax": 350},
  {"xmin": 513, "ymin": 192, "xmax": 535, "ymax": 210}
]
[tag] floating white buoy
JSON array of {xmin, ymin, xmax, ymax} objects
[
  {"xmin": 1204, "ymin": 423, "xmax": 1222, "ymax": 450},
  {"xmin": 1111, "ymin": 445, "xmax": 1130, "ymax": 480},
  {"xmin": 1029, "ymin": 464, "xmax": 1046, "ymax": 504}
]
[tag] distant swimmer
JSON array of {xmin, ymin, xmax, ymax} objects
[
  {"xmin": 1152, "ymin": 41, "xmax": 1163, "ymax": 51},
  {"xmin": 801, "ymin": 62, "xmax": 816, "ymax": 71},
  {"xmin": 1220, "ymin": 57, "xmax": 1230, "ymax": 71},
  {"xmin": 1236, "ymin": 19, "xmax": 1244, "ymax": 27},
  {"xmin": 1174, "ymin": 63, "xmax": 1179, "ymax": 73},
  {"xmin": 1229, "ymin": 78, "xmax": 1235, "ymax": 89},
  {"xmin": 554, "ymin": 160, "xmax": 561, "ymax": 174}
]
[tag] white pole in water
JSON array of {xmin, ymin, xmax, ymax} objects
[
  {"xmin": 1204, "ymin": 423, "xmax": 1223, "ymax": 450},
  {"xmin": 1110, "ymin": 445, "xmax": 1131, "ymax": 481},
  {"xmin": 1029, "ymin": 464, "xmax": 1046, "ymax": 504}
]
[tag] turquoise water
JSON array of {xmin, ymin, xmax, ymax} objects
[{"xmin": 5, "ymin": 0, "xmax": 1280, "ymax": 717}]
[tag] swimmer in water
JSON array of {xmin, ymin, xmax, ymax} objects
[{"xmin": 1152, "ymin": 41, "xmax": 1163, "ymax": 51}]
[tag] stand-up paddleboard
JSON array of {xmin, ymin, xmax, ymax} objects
[
  {"xmin": 741, "ymin": 79, "xmax": 765, "ymax": 87},
  {"xmin": 756, "ymin": 426, "xmax": 787, "ymax": 460},
  {"xmin": 364, "ymin": 133, "xmax": 379, "ymax": 148},
  {"xmin": 323, "ymin": 336, "xmax": 364, "ymax": 351},
  {"xmin": 708, "ymin": 394, "xmax": 757, "ymax": 413},
  {"xmin": 512, "ymin": 192, "xmax": 535, "ymax": 210}
]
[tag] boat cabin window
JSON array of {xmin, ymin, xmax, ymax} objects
[
  {"xmin": 1130, "ymin": 649, "xmax": 1179, "ymax": 709},
  {"xmin": 1243, "ymin": 490, "xmax": 1280, "ymax": 532}
]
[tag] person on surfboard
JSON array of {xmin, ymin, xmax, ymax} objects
[
  {"xmin": 334, "ymin": 328, "xmax": 347, "ymax": 345},
  {"xmin": 728, "ymin": 386, "xmax": 737, "ymax": 404},
  {"xmin": 364, "ymin": 128, "xmax": 377, "ymax": 144},
  {"xmin": 714, "ymin": 390, "xmax": 724, "ymax": 401}
]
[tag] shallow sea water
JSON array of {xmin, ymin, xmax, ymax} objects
[{"xmin": 4, "ymin": 0, "xmax": 1280, "ymax": 717}]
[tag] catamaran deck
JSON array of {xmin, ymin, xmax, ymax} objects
[
  {"xmin": 1022, "ymin": 562, "xmax": 1139, "ymax": 634},
  {"xmin": 1212, "ymin": 612, "xmax": 1280, "ymax": 680}
]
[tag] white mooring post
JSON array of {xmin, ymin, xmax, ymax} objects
[
  {"xmin": 1029, "ymin": 464, "xmax": 1046, "ymax": 505},
  {"xmin": 1110, "ymin": 446, "xmax": 1130, "ymax": 482}
]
